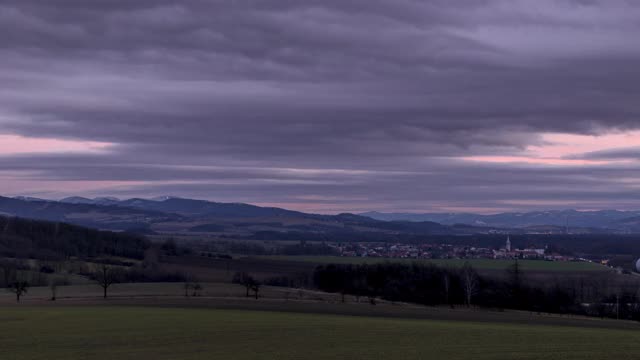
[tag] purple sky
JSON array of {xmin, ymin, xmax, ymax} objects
[{"xmin": 1, "ymin": 0, "xmax": 640, "ymax": 214}]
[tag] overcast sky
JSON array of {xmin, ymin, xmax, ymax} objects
[{"xmin": 1, "ymin": 0, "xmax": 640, "ymax": 214}]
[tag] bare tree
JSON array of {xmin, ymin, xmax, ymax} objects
[
  {"xmin": 631, "ymin": 286, "xmax": 640, "ymax": 320},
  {"xmin": 142, "ymin": 247, "xmax": 160, "ymax": 271},
  {"xmin": 8, "ymin": 281, "xmax": 29, "ymax": 303},
  {"xmin": 192, "ymin": 283, "xmax": 203, "ymax": 297},
  {"xmin": 443, "ymin": 272, "xmax": 451, "ymax": 308},
  {"xmin": 184, "ymin": 282, "xmax": 192, "ymax": 297},
  {"xmin": 50, "ymin": 280, "xmax": 58, "ymax": 301},
  {"xmin": 250, "ymin": 281, "xmax": 261, "ymax": 299},
  {"xmin": 506, "ymin": 259, "xmax": 526, "ymax": 307},
  {"xmin": 94, "ymin": 264, "xmax": 118, "ymax": 299},
  {"xmin": 184, "ymin": 274, "xmax": 194, "ymax": 297},
  {"xmin": 461, "ymin": 262, "xmax": 479, "ymax": 307},
  {"xmin": 49, "ymin": 277, "xmax": 67, "ymax": 301},
  {"xmin": 233, "ymin": 272, "xmax": 257, "ymax": 298}
]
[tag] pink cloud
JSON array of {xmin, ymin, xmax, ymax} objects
[
  {"xmin": 533, "ymin": 131, "xmax": 640, "ymax": 158},
  {"xmin": 462, "ymin": 131, "xmax": 640, "ymax": 166},
  {"xmin": 0, "ymin": 134, "xmax": 113, "ymax": 155},
  {"xmin": 460, "ymin": 156, "xmax": 609, "ymax": 166}
]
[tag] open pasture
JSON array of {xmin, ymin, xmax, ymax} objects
[
  {"xmin": 1, "ymin": 306, "xmax": 640, "ymax": 360},
  {"xmin": 0, "ymin": 282, "xmax": 338, "ymax": 305}
]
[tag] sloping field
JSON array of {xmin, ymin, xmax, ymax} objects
[
  {"xmin": 0, "ymin": 282, "xmax": 339, "ymax": 305},
  {"xmin": 1, "ymin": 306, "xmax": 640, "ymax": 360}
]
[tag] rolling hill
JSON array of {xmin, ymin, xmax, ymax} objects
[
  {"xmin": 5, "ymin": 195, "xmax": 640, "ymax": 237},
  {"xmin": 361, "ymin": 209, "xmax": 640, "ymax": 230},
  {"xmin": 0, "ymin": 196, "xmax": 455, "ymax": 238},
  {"xmin": 0, "ymin": 196, "xmax": 181, "ymax": 231}
]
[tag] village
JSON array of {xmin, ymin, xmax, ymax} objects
[{"xmin": 334, "ymin": 236, "xmax": 579, "ymax": 262}]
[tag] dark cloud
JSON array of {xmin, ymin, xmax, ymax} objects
[{"xmin": 1, "ymin": 0, "xmax": 639, "ymax": 212}]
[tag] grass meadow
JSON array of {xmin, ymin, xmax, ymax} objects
[{"xmin": 2, "ymin": 306, "xmax": 640, "ymax": 360}]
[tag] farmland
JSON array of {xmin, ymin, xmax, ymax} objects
[
  {"xmin": 0, "ymin": 282, "xmax": 339, "ymax": 305},
  {"xmin": 2, "ymin": 306, "xmax": 640, "ymax": 360}
]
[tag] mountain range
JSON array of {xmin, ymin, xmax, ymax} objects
[
  {"xmin": 0, "ymin": 196, "xmax": 456, "ymax": 238},
  {"xmin": 360, "ymin": 210, "xmax": 640, "ymax": 231},
  {"xmin": 2, "ymin": 195, "xmax": 640, "ymax": 235}
]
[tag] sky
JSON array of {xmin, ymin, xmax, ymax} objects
[{"xmin": 1, "ymin": 0, "xmax": 640, "ymax": 214}]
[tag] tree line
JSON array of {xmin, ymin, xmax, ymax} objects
[
  {"xmin": 313, "ymin": 262, "xmax": 640, "ymax": 320},
  {"xmin": 0, "ymin": 216, "xmax": 149, "ymax": 260}
]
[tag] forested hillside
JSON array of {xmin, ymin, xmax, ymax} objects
[{"xmin": 0, "ymin": 216, "xmax": 149, "ymax": 260}]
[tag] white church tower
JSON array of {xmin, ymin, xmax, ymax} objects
[{"xmin": 506, "ymin": 236, "xmax": 512, "ymax": 252}]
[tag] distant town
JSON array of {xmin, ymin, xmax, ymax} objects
[{"xmin": 334, "ymin": 236, "xmax": 584, "ymax": 263}]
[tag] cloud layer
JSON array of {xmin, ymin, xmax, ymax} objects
[{"xmin": 1, "ymin": 0, "xmax": 640, "ymax": 213}]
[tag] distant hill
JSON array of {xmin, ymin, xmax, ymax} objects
[
  {"xmin": 59, "ymin": 196, "xmax": 98, "ymax": 205},
  {"xmin": 614, "ymin": 216, "xmax": 640, "ymax": 233},
  {"xmin": 360, "ymin": 210, "xmax": 640, "ymax": 230},
  {"xmin": 0, "ymin": 196, "xmax": 180, "ymax": 231},
  {"xmin": 58, "ymin": 196, "xmax": 309, "ymax": 218},
  {"xmin": 0, "ymin": 196, "xmax": 458, "ymax": 238},
  {"xmin": 4, "ymin": 195, "xmax": 638, "ymax": 237},
  {"xmin": 117, "ymin": 197, "xmax": 308, "ymax": 218}
]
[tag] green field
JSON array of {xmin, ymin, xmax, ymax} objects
[
  {"xmin": 256, "ymin": 256, "xmax": 608, "ymax": 272},
  {"xmin": 1, "ymin": 306, "xmax": 640, "ymax": 360},
  {"xmin": 0, "ymin": 282, "xmax": 343, "ymax": 304}
]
